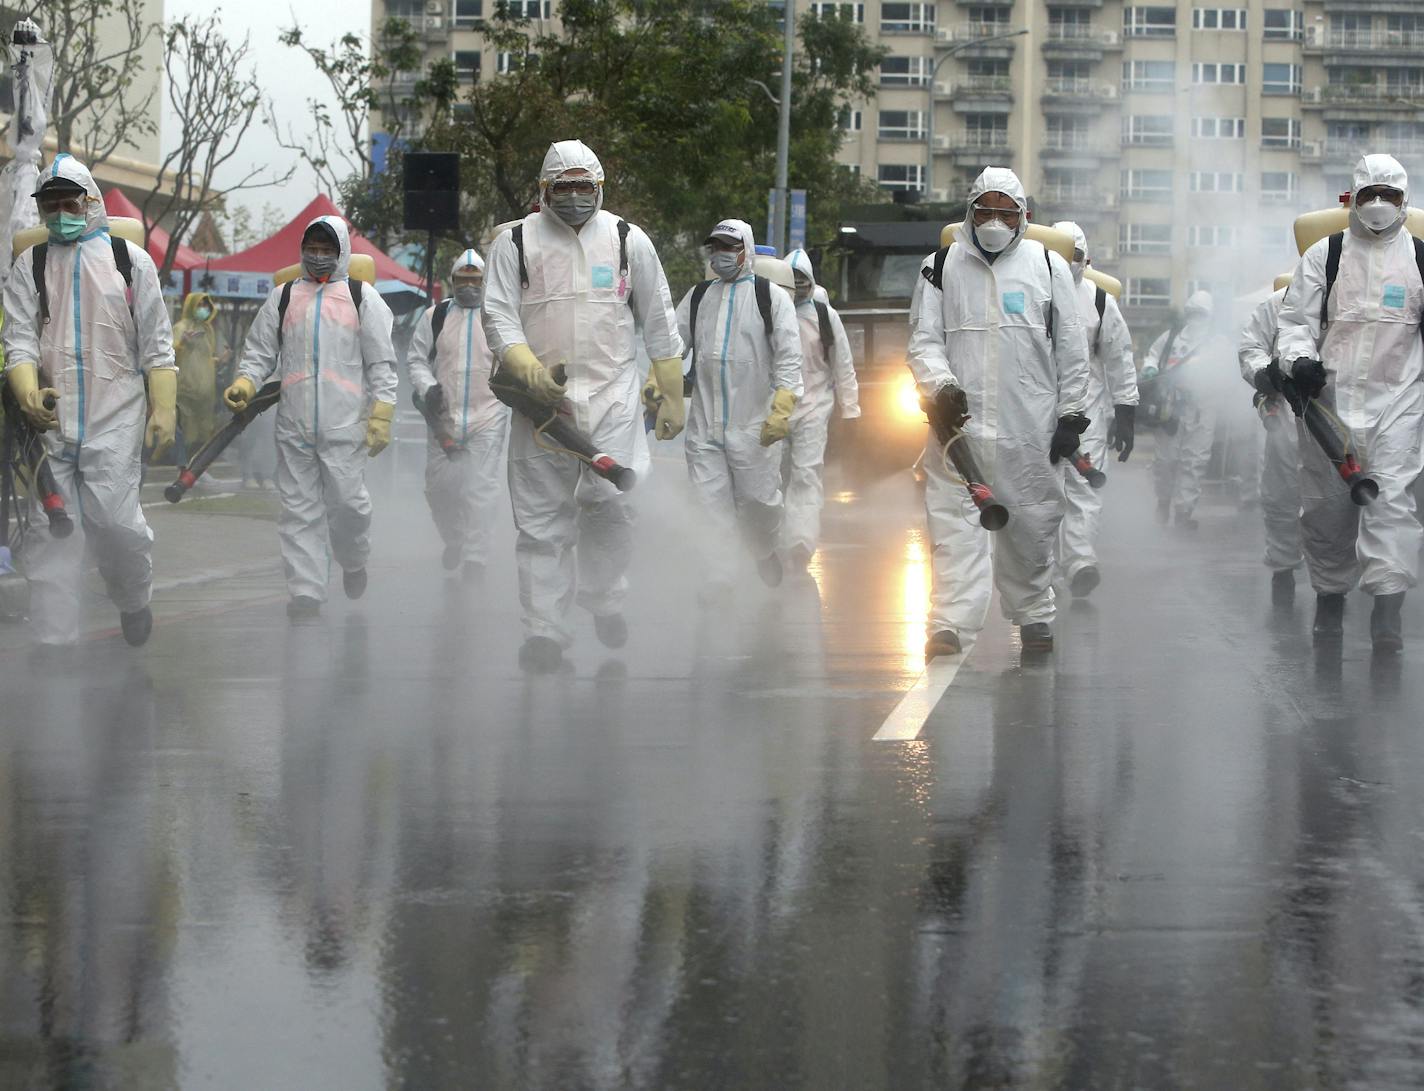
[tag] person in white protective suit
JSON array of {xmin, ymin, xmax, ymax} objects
[
  {"xmin": 675, "ymin": 218, "xmax": 803, "ymax": 599},
  {"xmin": 1238, "ymin": 285, "xmax": 1303, "ymax": 603},
  {"xmin": 781, "ymin": 248, "xmax": 859, "ymax": 572},
  {"xmin": 1142, "ymin": 290, "xmax": 1233, "ymax": 530},
  {"xmin": 1050, "ymin": 221, "xmax": 1138, "ymax": 598},
  {"xmin": 482, "ymin": 140, "xmax": 684, "ymax": 673},
  {"xmin": 908, "ymin": 167, "xmax": 1090, "ymax": 657},
  {"xmin": 224, "ymin": 216, "xmax": 398, "ymax": 620},
  {"xmin": 406, "ymin": 248, "xmax": 510, "ymax": 583},
  {"xmin": 2, "ymin": 154, "xmax": 176, "ymax": 648},
  {"xmin": 1271, "ymin": 154, "xmax": 1424, "ymax": 653}
]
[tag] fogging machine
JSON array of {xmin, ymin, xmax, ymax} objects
[
  {"xmin": 166, "ymin": 381, "xmax": 281, "ymax": 502},
  {"xmin": 1303, "ymin": 399, "xmax": 1377, "ymax": 506},
  {"xmin": 1, "ymin": 389, "xmax": 73, "ymax": 538},
  {"xmin": 922, "ymin": 394, "xmax": 1009, "ymax": 531}
]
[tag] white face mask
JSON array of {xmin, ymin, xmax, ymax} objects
[
  {"xmin": 1069, "ymin": 260, "xmax": 1085, "ymax": 283},
  {"xmin": 454, "ymin": 284, "xmax": 483, "ymax": 309},
  {"xmin": 709, "ymin": 251, "xmax": 743, "ymax": 281},
  {"xmin": 975, "ymin": 220, "xmax": 1014, "ymax": 254},
  {"xmin": 1358, "ymin": 197, "xmax": 1401, "ymax": 232}
]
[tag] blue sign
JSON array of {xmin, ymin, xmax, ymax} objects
[{"xmin": 789, "ymin": 189, "xmax": 807, "ymax": 251}]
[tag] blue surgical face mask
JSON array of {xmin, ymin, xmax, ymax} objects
[{"xmin": 47, "ymin": 212, "xmax": 87, "ymax": 243}]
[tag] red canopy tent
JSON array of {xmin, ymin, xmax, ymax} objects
[
  {"xmin": 207, "ymin": 195, "xmax": 426, "ymax": 294},
  {"xmin": 102, "ymin": 189, "xmax": 206, "ymax": 289}
]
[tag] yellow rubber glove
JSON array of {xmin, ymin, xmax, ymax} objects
[
  {"xmin": 224, "ymin": 375, "xmax": 256, "ymax": 412},
  {"xmin": 145, "ymin": 368, "xmax": 178, "ymax": 459},
  {"xmin": 759, "ymin": 388, "xmax": 798, "ymax": 446},
  {"xmin": 365, "ymin": 400, "xmax": 395, "ymax": 455},
  {"xmin": 6, "ymin": 362, "xmax": 59, "ymax": 431},
  {"xmin": 501, "ymin": 343, "xmax": 566, "ymax": 407},
  {"xmin": 647, "ymin": 357, "xmax": 686, "ymax": 440}
]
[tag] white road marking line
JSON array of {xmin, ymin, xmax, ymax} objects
[
  {"xmin": 872, "ymin": 653, "xmax": 970, "ymax": 742},
  {"xmin": 143, "ymin": 491, "xmax": 235, "ymax": 510}
]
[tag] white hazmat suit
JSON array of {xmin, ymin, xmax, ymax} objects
[
  {"xmin": 782, "ymin": 247, "xmax": 859, "ymax": 562},
  {"xmin": 907, "ymin": 168, "xmax": 1090, "ymax": 639},
  {"xmin": 1238, "ymin": 287, "xmax": 1303, "ymax": 574},
  {"xmin": 1050, "ymin": 222, "xmax": 1137, "ymax": 587},
  {"xmin": 407, "ymin": 249, "xmax": 510, "ymax": 570},
  {"xmin": 482, "ymin": 141, "xmax": 683, "ymax": 646},
  {"xmin": 1276, "ymin": 154, "xmax": 1424, "ymax": 597},
  {"xmin": 1146, "ymin": 291, "xmax": 1232, "ymax": 523},
  {"xmin": 236, "ymin": 216, "xmax": 398, "ymax": 602},
  {"xmin": 676, "ymin": 219, "xmax": 803, "ymax": 587},
  {"xmin": 2, "ymin": 155, "xmax": 175, "ymax": 645}
]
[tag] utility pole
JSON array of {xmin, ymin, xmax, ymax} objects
[{"xmin": 771, "ymin": 0, "xmax": 795, "ymax": 255}]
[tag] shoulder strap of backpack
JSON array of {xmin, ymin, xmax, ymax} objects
[
  {"xmin": 276, "ymin": 280, "xmax": 294, "ymax": 351},
  {"xmin": 429, "ymin": 298, "xmax": 453, "ymax": 363},
  {"xmin": 512, "ymin": 224, "xmax": 529, "ymax": 289},
  {"xmin": 754, "ymin": 275, "xmax": 773, "ymax": 340},
  {"xmin": 1322, "ymin": 231, "xmax": 1344, "ymax": 331},
  {"xmin": 1160, "ymin": 323, "xmax": 1182, "ymax": 367},
  {"xmin": 617, "ymin": 220, "xmax": 630, "ymax": 277},
  {"xmin": 921, "ymin": 245, "xmax": 951, "ymax": 291},
  {"xmin": 33, "ymin": 244, "xmax": 48, "ymax": 325},
  {"xmin": 350, "ymin": 278, "xmax": 364, "ymax": 311},
  {"xmin": 689, "ymin": 279, "xmax": 713, "ymax": 345},
  {"xmin": 1413, "ymin": 239, "xmax": 1424, "ymax": 342},
  {"xmin": 110, "ymin": 235, "xmax": 133, "ymax": 288},
  {"xmin": 1043, "ymin": 247, "xmax": 1055, "ymax": 343},
  {"xmin": 1094, "ymin": 286, "xmax": 1107, "ymax": 353},
  {"xmin": 815, "ymin": 300, "xmax": 832, "ymax": 355}
]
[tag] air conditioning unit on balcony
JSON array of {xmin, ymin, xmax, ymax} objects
[
  {"xmin": 425, "ymin": 0, "xmax": 443, "ymax": 13},
  {"xmin": 932, "ymin": 134, "xmax": 952, "ymax": 149},
  {"xmin": 930, "ymin": 189, "xmax": 952, "ymax": 203},
  {"xmin": 934, "ymin": 81, "xmax": 952, "ymax": 96},
  {"xmin": 1098, "ymin": 84, "xmax": 1119, "ymax": 100},
  {"xmin": 1302, "ymin": 87, "xmax": 1323, "ymax": 104},
  {"xmin": 1103, "ymin": 192, "xmax": 1119, "ymax": 209}
]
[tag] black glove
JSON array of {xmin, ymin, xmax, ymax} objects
[
  {"xmin": 931, "ymin": 383, "xmax": 970, "ymax": 432},
  {"xmin": 425, "ymin": 382, "xmax": 446, "ymax": 418},
  {"xmin": 1291, "ymin": 357, "xmax": 1327, "ymax": 402},
  {"xmin": 1049, "ymin": 414, "xmax": 1090, "ymax": 464},
  {"xmin": 1107, "ymin": 404, "xmax": 1136, "ymax": 462},
  {"xmin": 1252, "ymin": 366, "xmax": 1279, "ymax": 399}
]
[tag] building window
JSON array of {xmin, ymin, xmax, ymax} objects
[
  {"xmin": 453, "ymin": 50, "xmax": 481, "ymax": 83},
  {"xmin": 1191, "ymin": 117, "xmax": 1245, "ymax": 139},
  {"xmin": 838, "ymin": 107, "xmax": 863, "ymax": 132},
  {"xmin": 1263, "ymin": 63, "xmax": 1302, "ymax": 96},
  {"xmin": 1121, "ymin": 168, "xmax": 1174, "ymax": 200},
  {"xmin": 1048, "ymin": 9, "xmax": 1092, "ymax": 39},
  {"xmin": 878, "ymin": 163, "xmax": 925, "ymax": 192},
  {"xmin": 1123, "ymin": 60, "xmax": 1175, "ymax": 92},
  {"xmin": 1126, "ymin": 278, "xmax": 1173, "ymax": 307},
  {"xmin": 880, "ymin": 56, "xmax": 932, "ymax": 87},
  {"xmin": 1123, "ymin": 115, "xmax": 1174, "ymax": 146},
  {"xmin": 1124, "ymin": 7, "xmax": 1175, "ymax": 38},
  {"xmin": 878, "ymin": 109, "xmax": 927, "ymax": 140},
  {"xmin": 504, "ymin": 0, "xmax": 551, "ymax": 17},
  {"xmin": 1262, "ymin": 9, "xmax": 1303, "ymax": 40},
  {"xmin": 1188, "ymin": 225, "xmax": 1241, "ymax": 247},
  {"xmin": 1192, "ymin": 8, "xmax": 1246, "ymax": 30},
  {"xmin": 879, "ymin": 3, "xmax": 932, "ymax": 33},
  {"xmin": 1120, "ymin": 223, "xmax": 1173, "ymax": 255},
  {"xmin": 496, "ymin": 51, "xmax": 537, "ymax": 73},
  {"xmin": 454, "ymin": 0, "xmax": 482, "ymax": 25},
  {"xmin": 1189, "ymin": 171, "xmax": 1244, "ymax": 192},
  {"xmin": 1192, "ymin": 63, "xmax": 1246, "ymax": 85},
  {"xmin": 1261, "ymin": 171, "xmax": 1298, "ymax": 202},
  {"xmin": 964, "ymin": 114, "xmax": 1008, "ymax": 147},
  {"xmin": 812, "ymin": 2, "xmax": 866, "ymax": 21},
  {"xmin": 1261, "ymin": 117, "xmax": 1301, "ymax": 148},
  {"xmin": 966, "ymin": 6, "xmax": 1010, "ymax": 27}
]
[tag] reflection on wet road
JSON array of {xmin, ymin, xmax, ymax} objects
[{"xmin": 3, "ymin": 459, "xmax": 1424, "ymax": 1088}]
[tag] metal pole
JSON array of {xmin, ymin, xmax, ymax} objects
[
  {"xmin": 925, "ymin": 29, "xmax": 1029, "ymax": 202},
  {"xmin": 773, "ymin": 0, "xmax": 794, "ymax": 254}
]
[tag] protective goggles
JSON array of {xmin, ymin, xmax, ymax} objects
[
  {"xmin": 1356, "ymin": 186, "xmax": 1404, "ymax": 206},
  {"xmin": 37, "ymin": 192, "xmax": 90, "ymax": 217},
  {"xmin": 546, "ymin": 178, "xmax": 599, "ymax": 197},
  {"xmin": 971, "ymin": 202, "xmax": 1022, "ymax": 227}
]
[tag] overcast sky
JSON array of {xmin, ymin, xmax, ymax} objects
[{"xmin": 160, "ymin": 0, "xmax": 371, "ymax": 222}]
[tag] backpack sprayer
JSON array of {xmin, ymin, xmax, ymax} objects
[
  {"xmin": 1, "ymin": 389, "xmax": 72, "ymax": 537},
  {"xmin": 922, "ymin": 391, "xmax": 1009, "ymax": 531},
  {"xmin": 1303, "ymin": 399, "xmax": 1378, "ymax": 506},
  {"xmin": 490, "ymin": 364, "xmax": 637, "ymax": 492}
]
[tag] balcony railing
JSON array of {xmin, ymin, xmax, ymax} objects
[
  {"xmin": 954, "ymin": 76, "xmax": 1013, "ymax": 95},
  {"xmin": 1044, "ymin": 25, "xmax": 1119, "ymax": 46},
  {"xmin": 944, "ymin": 132, "xmax": 1013, "ymax": 154},
  {"xmin": 937, "ymin": 22, "xmax": 1021, "ymax": 45},
  {"xmin": 1043, "ymin": 77, "xmax": 1117, "ymax": 99},
  {"xmin": 1308, "ymin": 26, "xmax": 1424, "ymax": 51},
  {"xmin": 1311, "ymin": 84, "xmax": 1424, "ymax": 105},
  {"xmin": 1038, "ymin": 185, "xmax": 1108, "ymax": 206},
  {"xmin": 1326, "ymin": 138, "xmax": 1424, "ymax": 160},
  {"xmin": 1042, "ymin": 132, "xmax": 1105, "ymax": 152},
  {"xmin": 1122, "ymin": 132, "xmax": 1174, "ymax": 147}
]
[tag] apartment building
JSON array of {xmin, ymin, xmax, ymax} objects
[{"xmin": 375, "ymin": 0, "xmax": 1424, "ymax": 327}]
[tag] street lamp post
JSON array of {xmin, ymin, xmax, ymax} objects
[
  {"xmin": 771, "ymin": 0, "xmax": 796, "ymax": 255},
  {"xmin": 925, "ymin": 28, "xmax": 1029, "ymax": 201}
]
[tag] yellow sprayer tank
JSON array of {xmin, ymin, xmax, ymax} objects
[{"xmin": 12, "ymin": 216, "xmax": 145, "ymax": 259}]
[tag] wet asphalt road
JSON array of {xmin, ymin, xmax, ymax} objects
[{"xmin": 4, "ymin": 443, "xmax": 1424, "ymax": 1090}]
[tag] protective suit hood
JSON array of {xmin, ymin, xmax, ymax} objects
[
  {"xmin": 302, "ymin": 215, "xmax": 352, "ymax": 280},
  {"xmin": 539, "ymin": 139, "xmax": 606, "ymax": 221},
  {"xmin": 1184, "ymin": 290, "xmax": 1213, "ymax": 318},
  {"xmin": 962, "ymin": 167, "xmax": 1027, "ymax": 261},
  {"xmin": 786, "ymin": 248, "xmax": 816, "ymax": 289},
  {"xmin": 450, "ymin": 247, "xmax": 484, "ymax": 279},
  {"xmin": 181, "ymin": 291, "xmax": 215, "ymax": 323},
  {"xmin": 707, "ymin": 217, "xmax": 756, "ymax": 278},
  {"xmin": 37, "ymin": 153, "xmax": 107, "ymax": 234},
  {"xmin": 1349, "ymin": 154, "xmax": 1409, "ymax": 242},
  {"xmin": 1052, "ymin": 220, "xmax": 1089, "ymax": 282}
]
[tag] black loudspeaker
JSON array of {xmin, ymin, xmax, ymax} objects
[{"xmin": 403, "ymin": 152, "xmax": 461, "ymax": 233}]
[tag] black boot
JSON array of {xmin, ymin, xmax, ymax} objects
[
  {"xmin": 756, "ymin": 552, "xmax": 783, "ymax": 588},
  {"xmin": 1020, "ymin": 622, "xmax": 1054, "ymax": 652},
  {"xmin": 120, "ymin": 606, "xmax": 153, "ymax": 647},
  {"xmin": 1312, "ymin": 593, "xmax": 1345, "ymax": 640},
  {"xmin": 594, "ymin": 613, "xmax": 628, "ymax": 649},
  {"xmin": 518, "ymin": 635, "xmax": 564, "ymax": 673},
  {"xmin": 1271, "ymin": 569, "xmax": 1295, "ymax": 606},
  {"xmin": 287, "ymin": 595, "xmax": 321, "ymax": 621},
  {"xmin": 442, "ymin": 544, "xmax": 461, "ymax": 572},
  {"xmin": 343, "ymin": 567, "xmax": 368, "ymax": 600},
  {"xmin": 1070, "ymin": 566, "xmax": 1100, "ymax": 598},
  {"xmin": 1371, "ymin": 592, "xmax": 1405, "ymax": 655}
]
